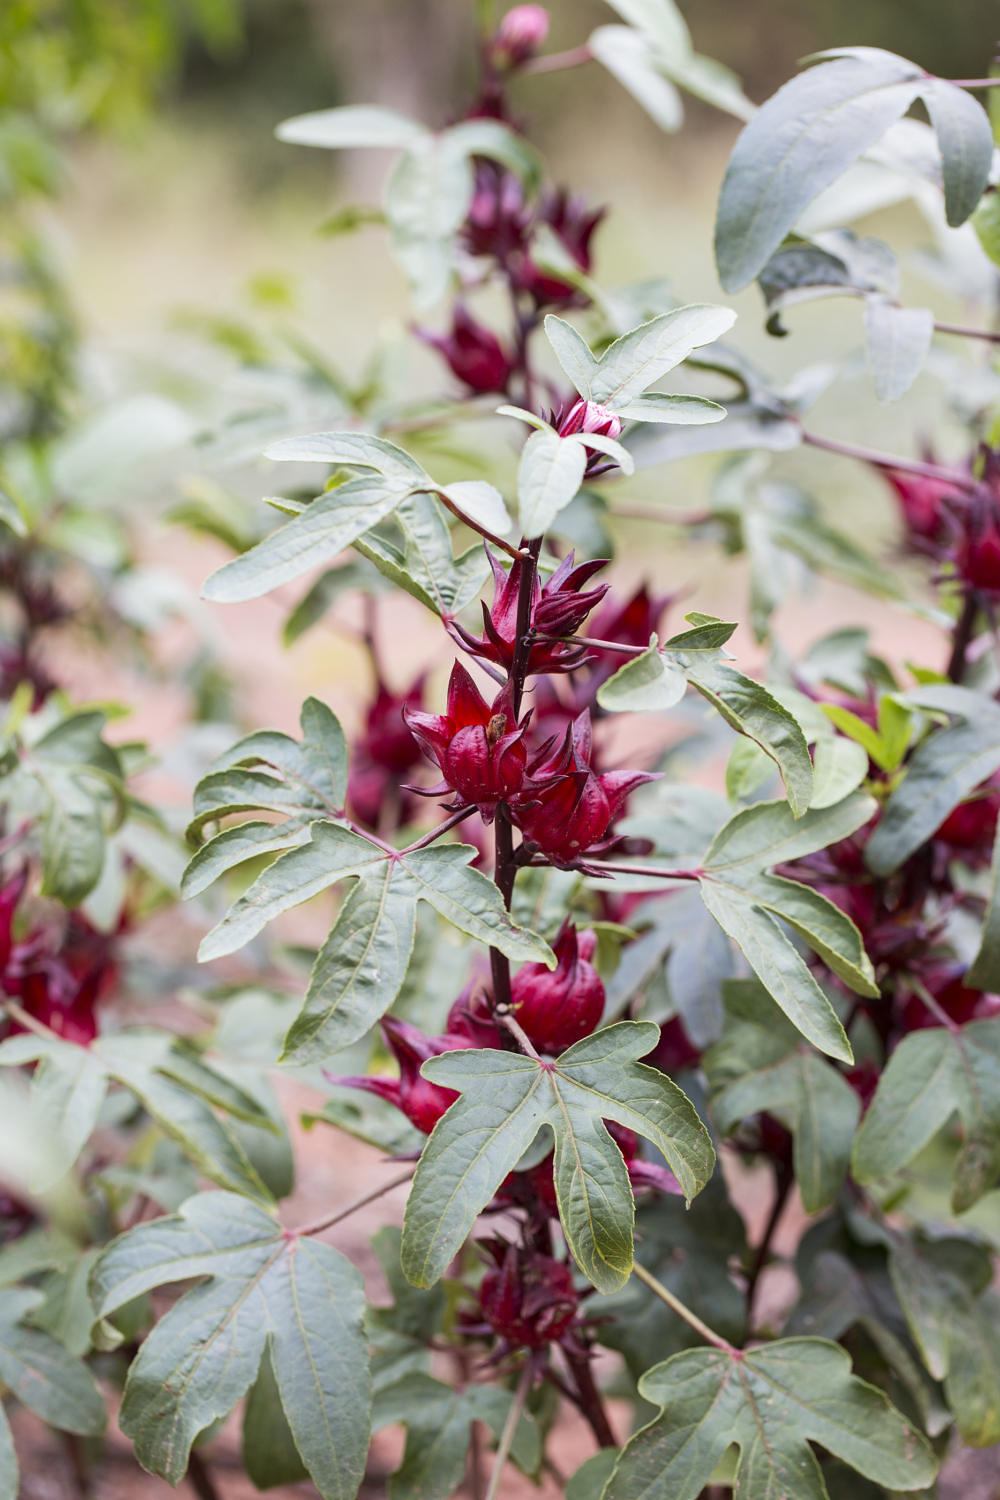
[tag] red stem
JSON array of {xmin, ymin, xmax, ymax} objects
[
  {"xmin": 522, "ymin": 43, "xmax": 593, "ymax": 75},
  {"xmin": 745, "ymin": 1159, "xmax": 793, "ymax": 1328},
  {"xmin": 801, "ymin": 429, "xmax": 980, "ymax": 492},
  {"xmin": 561, "ymin": 1346, "xmax": 618, "ymax": 1449}
]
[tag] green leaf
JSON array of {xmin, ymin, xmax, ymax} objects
[
  {"xmin": 615, "ymin": 392, "xmax": 727, "ymax": 424},
  {"xmin": 516, "ymin": 427, "xmax": 587, "ymax": 538},
  {"xmin": 605, "ymin": 1337, "xmax": 936, "ymax": 1499},
  {"xmin": 889, "ymin": 1232, "xmax": 1000, "ymax": 1446},
  {"xmin": 853, "ymin": 1017, "xmax": 1000, "ymax": 1213},
  {"xmin": 605, "ymin": 886, "xmax": 733, "ymax": 1046},
  {"xmin": 696, "ymin": 794, "xmax": 879, "ymax": 1062},
  {"xmin": 26, "ymin": 1042, "xmax": 109, "ymax": 1188},
  {"xmin": 385, "ymin": 136, "xmax": 473, "ymax": 308},
  {"xmin": 589, "ymin": 26, "xmax": 684, "ymax": 132},
  {"xmin": 401, "ymin": 1021, "xmax": 714, "ymax": 1293},
  {"xmin": 587, "ymin": 306, "xmax": 737, "ymax": 409},
  {"xmin": 202, "ymin": 471, "xmax": 417, "ymax": 602},
  {"xmin": 566, "ymin": 1450, "xmax": 619, "ymax": 1500},
  {"xmin": 863, "ymin": 298, "xmax": 933, "ymax": 402},
  {"xmin": 243, "ymin": 1350, "xmax": 309, "ymax": 1490},
  {"xmin": 597, "ymin": 623, "xmax": 813, "ymax": 816},
  {"xmin": 281, "ymin": 861, "xmax": 418, "ymax": 1062},
  {"xmin": 973, "ymin": 189, "xmax": 1000, "ymax": 268},
  {"xmin": 0, "ymin": 491, "xmax": 27, "ymax": 539},
  {"xmin": 437, "ymin": 479, "xmax": 511, "ymax": 536},
  {"xmin": 185, "ymin": 696, "xmax": 348, "ymax": 904},
  {"xmin": 866, "ymin": 686, "xmax": 1000, "ymax": 876},
  {"xmin": 276, "ymin": 105, "xmax": 426, "ymax": 151},
  {"xmin": 283, "ymin": 561, "xmax": 383, "ymax": 646},
  {"xmin": 920, "ymin": 79, "xmax": 994, "ymax": 226},
  {"xmin": 373, "ymin": 1373, "xmax": 540, "ymax": 1500},
  {"xmin": 715, "ymin": 53, "xmax": 925, "ymax": 291},
  {"xmin": 543, "ymin": 315, "xmax": 599, "ymax": 397},
  {"xmin": 91, "ymin": 1192, "xmax": 370, "ymax": 1497},
  {"xmin": 0, "ymin": 1405, "xmax": 15, "ymax": 1500},
  {"xmin": 0, "ymin": 1287, "xmax": 105, "ymax": 1437},
  {"xmin": 705, "ymin": 981, "xmax": 860, "ymax": 1212},
  {"xmin": 968, "ymin": 821, "xmax": 1000, "ymax": 990}
]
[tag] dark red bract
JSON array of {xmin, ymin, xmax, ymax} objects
[
  {"xmin": 453, "ymin": 549, "xmax": 608, "ymax": 676},
  {"xmin": 514, "ymin": 712, "xmax": 655, "ymax": 865},
  {"xmin": 337, "ymin": 1017, "xmax": 473, "ymax": 1135},
  {"xmin": 511, "ymin": 918, "xmax": 604, "ymax": 1053},
  {"xmin": 416, "ymin": 305, "xmax": 515, "ymax": 395},
  {"xmin": 347, "ymin": 675, "xmax": 426, "ymax": 829},
  {"xmin": 405, "ymin": 662, "xmax": 528, "ymax": 819},
  {"xmin": 478, "ymin": 1240, "xmax": 579, "ymax": 1349}
]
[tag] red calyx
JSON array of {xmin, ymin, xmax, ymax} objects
[
  {"xmin": 934, "ymin": 780, "xmax": 1000, "ymax": 854},
  {"xmin": 478, "ymin": 1240, "xmax": 579, "ymax": 1349},
  {"xmin": 957, "ymin": 495, "xmax": 1000, "ymax": 593},
  {"xmin": 416, "ymin": 305, "xmax": 515, "ymax": 396},
  {"xmin": 347, "ymin": 675, "xmax": 426, "ymax": 829},
  {"xmin": 2, "ymin": 890, "xmax": 119, "ymax": 1047},
  {"xmin": 336, "ymin": 1016, "xmax": 473, "ymax": 1134},
  {"xmin": 513, "ymin": 711, "xmax": 656, "ymax": 866},
  {"xmin": 514, "ymin": 188, "xmax": 605, "ymax": 308},
  {"xmin": 883, "ymin": 465, "xmax": 963, "ymax": 549},
  {"xmin": 452, "ymin": 548, "xmax": 608, "ymax": 676},
  {"xmin": 404, "ymin": 662, "xmax": 529, "ymax": 820},
  {"xmin": 511, "ymin": 918, "xmax": 604, "ymax": 1053}
]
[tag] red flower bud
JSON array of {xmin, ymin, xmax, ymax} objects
[
  {"xmin": 513, "ymin": 712, "xmax": 656, "ymax": 865},
  {"xmin": 462, "ymin": 164, "xmax": 531, "ymax": 261},
  {"xmin": 347, "ymin": 676, "xmax": 426, "ymax": 829},
  {"xmin": 404, "ymin": 662, "xmax": 528, "ymax": 819},
  {"xmin": 883, "ymin": 466, "xmax": 962, "ymax": 547},
  {"xmin": 478, "ymin": 1240, "xmax": 579, "ymax": 1349},
  {"xmin": 957, "ymin": 498, "xmax": 1000, "ymax": 593},
  {"xmin": 336, "ymin": 1017, "xmax": 473, "ymax": 1134},
  {"xmin": 511, "ymin": 918, "xmax": 604, "ymax": 1053},
  {"xmin": 934, "ymin": 779, "xmax": 1000, "ymax": 854},
  {"xmin": 647, "ymin": 1014, "xmax": 701, "ymax": 1074},
  {"xmin": 490, "ymin": 4, "xmax": 550, "ymax": 68},
  {"xmin": 446, "ymin": 975, "xmax": 503, "ymax": 1046},
  {"xmin": 4, "ymin": 907, "xmax": 118, "ymax": 1046},
  {"xmin": 417, "ymin": 305, "xmax": 515, "ymax": 395},
  {"xmin": 453, "ymin": 549, "xmax": 608, "ymax": 676}
]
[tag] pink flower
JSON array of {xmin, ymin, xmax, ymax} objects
[{"xmin": 489, "ymin": 5, "xmax": 550, "ymax": 68}]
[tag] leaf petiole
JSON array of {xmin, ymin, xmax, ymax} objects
[{"xmin": 632, "ymin": 1261, "xmax": 739, "ymax": 1355}]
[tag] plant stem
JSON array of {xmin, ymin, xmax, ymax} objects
[
  {"xmin": 632, "ymin": 1261, "xmax": 738, "ymax": 1355},
  {"xmin": 800, "ymin": 429, "xmax": 979, "ymax": 492},
  {"xmin": 498, "ymin": 1009, "xmax": 543, "ymax": 1060},
  {"xmin": 400, "ymin": 804, "xmax": 477, "ymax": 854},
  {"xmin": 489, "ymin": 539, "xmax": 541, "ymax": 1014},
  {"xmin": 522, "ymin": 43, "xmax": 594, "ymax": 74},
  {"xmin": 532, "ymin": 631, "xmax": 645, "ymax": 657},
  {"xmin": 909, "ymin": 977, "xmax": 960, "ymax": 1033},
  {"xmin": 946, "ymin": 590, "xmax": 979, "ymax": 683},
  {"xmin": 436, "ymin": 488, "xmax": 530, "ymax": 562},
  {"xmin": 949, "ymin": 76, "xmax": 1000, "ymax": 88},
  {"xmin": 292, "ymin": 1168, "xmax": 414, "ymax": 1237},
  {"xmin": 3, "ymin": 999, "xmax": 64, "ymax": 1042},
  {"xmin": 562, "ymin": 1345, "xmax": 618, "ymax": 1449},
  {"xmin": 584, "ymin": 860, "xmax": 702, "ymax": 881},
  {"xmin": 187, "ymin": 1451, "xmax": 221, "ymax": 1500},
  {"xmin": 484, "ymin": 1360, "xmax": 533, "ymax": 1500},
  {"xmin": 745, "ymin": 1159, "xmax": 793, "ymax": 1327},
  {"xmin": 934, "ymin": 319, "xmax": 1000, "ymax": 344}
]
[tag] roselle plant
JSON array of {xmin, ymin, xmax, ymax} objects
[{"xmin": 2, "ymin": 4, "xmax": 1000, "ymax": 1499}]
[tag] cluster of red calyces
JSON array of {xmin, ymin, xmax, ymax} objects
[
  {"xmin": 469, "ymin": 1238, "xmax": 583, "ymax": 1354},
  {"xmin": 883, "ymin": 443, "xmax": 1000, "ymax": 594},
  {"xmin": 0, "ymin": 872, "xmax": 119, "ymax": 1045}
]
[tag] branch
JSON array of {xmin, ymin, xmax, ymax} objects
[
  {"xmin": 632, "ymin": 1261, "xmax": 738, "ymax": 1355},
  {"xmin": 521, "ymin": 43, "xmax": 593, "ymax": 75},
  {"xmin": 946, "ymin": 590, "xmax": 980, "ymax": 684},
  {"xmin": 948, "ymin": 76, "xmax": 1000, "ymax": 88},
  {"xmin": 934, "ymin": 318, "xmax": 1000, "ymax": 345},
  {"xmin": 291, "ymin": 1168, "xmax": 414, "ymax": 1237},
  {"xmin": 800, "ymin": 429, "xmax": 980, "ymax": 492},
  {"xmin": 583, "ymin": 860, "xmax": 702, "ymax": 881},
  {"xmin": 484, "ymin": 1360, "xmax": 533, "ymax": 1500},
  {"xmin": 400, "ymin": 804, "xmax": 477, "ymax": 854},
  {"xmin": 745, "ymin": 1158, "xmax": 793, "ymax": 1327},
  {"xmin": 435, "ymin": 488, "xmax": 529, "ymax": 562},
  {"xmin": 560, "ymin": 1345, "xmax": 618, "ymax": 1449}
]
